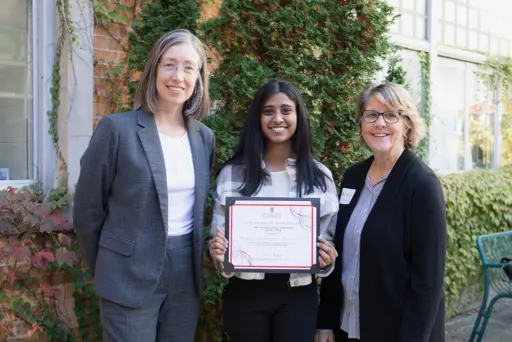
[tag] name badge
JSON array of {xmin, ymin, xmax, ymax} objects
[{"xmin": 339, "ymin": 188, "xmax": 356, "ymax": 204}]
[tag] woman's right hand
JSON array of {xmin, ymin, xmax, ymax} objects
[
  {"xmin": 314, "ymin": 330, "xmax": 334, "ymax": 342},
  {"xmin": 209, "ymin": 226, "xmax": 228, "ymax": 263}
]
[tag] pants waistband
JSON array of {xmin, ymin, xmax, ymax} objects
[{"xmin": 166, "ymin": 232, "xmax": 193, "ymax": 250}]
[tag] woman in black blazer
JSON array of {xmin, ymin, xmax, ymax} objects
[{"xmin": 315, "ymin": 82, "xmax": 447, "ymax": 342}]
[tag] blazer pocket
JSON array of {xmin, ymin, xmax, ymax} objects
[{"xmin": 99, "ymin": 231, "xmax": 135, "ymax": 256}]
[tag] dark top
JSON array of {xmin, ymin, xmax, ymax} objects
[{"xmin": 317, "ymin": 149, "xmax": 447, "ymax": 342}]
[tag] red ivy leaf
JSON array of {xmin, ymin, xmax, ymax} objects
[
  {"xmin": 7, "ymin": 269, "xmax": 15, "ymax": 284},
  {"xmin": 31, "ymin": 253, "xmax": 45, "ymax": 268},
  {"xmin": 41, "ymin": 251, "xmax": 55, "ymax": 262},
  {"xmin": 10, "ymin": 245, "xmax": 29, "ymax": 262}
]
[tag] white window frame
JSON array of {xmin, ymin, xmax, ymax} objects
[{"xmin": 0, "ymin": 0, "xmax": 56, "ymax": 191}]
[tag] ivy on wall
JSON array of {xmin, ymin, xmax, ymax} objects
[
  {"xmin": 0, "ymin": 185, "xmax": 101, "ymax": 341},
  {"xmin": 417, "ymin": 51, "xmax": 431, "ymax": 162},
  {"xmin": 440, "ymin": 167, "xmax": 512, "ymax": 317}
]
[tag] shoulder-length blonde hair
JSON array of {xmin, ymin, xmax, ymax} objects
[
  {"xmin": 355, "ymin": 82, "xmax": 425, "ymax": 149},
  {"xmin": 134, "ymin": 29, "xmax": 210, "ymax": 120}
]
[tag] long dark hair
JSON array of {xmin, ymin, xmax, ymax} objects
[{"xmin": 219, "ymin": 79, "xmax": 328, "ymax": 197}]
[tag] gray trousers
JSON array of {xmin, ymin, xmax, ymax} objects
[{"xmin": 99, "ymin": 233, "xmax": 199, "ymax": 342}]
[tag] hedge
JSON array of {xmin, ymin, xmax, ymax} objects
[{"xmin": 439, "ymin": 167, "xmax": 512, "ymax": 317}]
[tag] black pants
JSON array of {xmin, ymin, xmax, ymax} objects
[
  {"xmin": 334, "ymin": 329, "xmax": 359, "ymax": 342},
  {"xmin": 222, "ymin": 274, "xmax": 318, "ymax": 342}
]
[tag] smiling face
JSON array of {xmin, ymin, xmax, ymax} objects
[
  {"xmin": 155, "ymin": 43, "xmax": 200, "ymax": 111},
  {"xmin": 361, "ymin": 96, "xmax": 407, "ymax": 158},
  {"xmin": 260, "ymin": 92, "xmax": 298, "ymax": 146}
]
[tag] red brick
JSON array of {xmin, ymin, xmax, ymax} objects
[{"xmin": 94, "ymin": 35, "xmax": 109, "ymax": 50}]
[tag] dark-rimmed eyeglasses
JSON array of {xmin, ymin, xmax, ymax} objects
[{"xmin": 362, "ymin": 110, "xmax": 402, "ymax": 124}]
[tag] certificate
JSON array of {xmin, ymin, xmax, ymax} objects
[{"xmin": 224, "ymin": 197, "xmax": 321, "ymax": 273}]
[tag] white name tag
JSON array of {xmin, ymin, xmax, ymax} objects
[{"xmin": 339, "ymin": 188, "xmax": 356, "ymax": 204}]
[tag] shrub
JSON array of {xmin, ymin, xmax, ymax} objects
[
  {"xmin": 200, "ymin": 0, "xmax": 396, "ymax": 182},
  {"xmin": 440, "ymin": 167, "xmax": 512, "ymax": 317}
]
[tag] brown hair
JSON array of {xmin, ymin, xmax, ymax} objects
[
  {"xmin": 134, "ymin": 29, "xmax": 210, "ymax": 120},
  {"xmin": 355, "ymin": 82, "xmax": 425, "ymax": 149}
]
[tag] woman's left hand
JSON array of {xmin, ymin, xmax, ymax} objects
[{"xmin": 317, "ymin": 237, "xmax": 338, "ymax": 269}]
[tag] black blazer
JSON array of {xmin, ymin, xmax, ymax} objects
[{"xmin": 317, "ymin": 149, "xmax": 447, "ymax": 342}]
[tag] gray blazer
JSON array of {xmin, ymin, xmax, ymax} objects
[{"xmin": 73, "ymin": 109, "xmax": 215, "ymax": 308}]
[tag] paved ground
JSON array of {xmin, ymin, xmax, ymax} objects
[{"xmin": 445, "ymin": 298, "xmax": 512, "ymax": 341}]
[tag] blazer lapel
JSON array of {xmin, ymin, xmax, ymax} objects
[
  {"xmin": 186, "ymin": 119, "xmax": 207, "ymax": 242},
  {"xmin": 137, "ymin": 109, "xmax": 169, "ymax": 232}
]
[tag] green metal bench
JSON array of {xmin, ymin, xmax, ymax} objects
[{"xmin": 470, "ymin": 231, "xmax": 512, "ymax": 342}]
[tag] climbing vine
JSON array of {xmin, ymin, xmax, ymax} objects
[
  {"xmin": 0, "ymin": 184, "xmax": 102, "ymax": 341},
  {"xmin": 416, "ymin": 51, "xmax": 431, "ymax": 162}
]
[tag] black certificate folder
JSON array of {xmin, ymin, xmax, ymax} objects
[{"xmin": 224, "ymin": 197, "xmax": 321, "ymax": 274}]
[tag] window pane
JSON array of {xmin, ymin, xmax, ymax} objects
[
  {"xmin": 415, "ymin": 16, "xmax": 426, "ymax": 40},
  {"xmin": 443, "ymin": 24, "xmax": 456, "ymax": 45},
  {"xmin": 400, "ymin": 13, "xmax": 415, "ymax": 35},
  {"xmin": 479, "ymin": 33, "xmax": 489, "ymax": 52},
  {"xmin": 0, "ymin": 0, "xmax": 32, "ymax": 181},
  {"xmin": 468, "ymin": 30, "xmax": 479, "ymax": 50},
  {"xmin": 415, "ymin": 0, "xmax": 427, "ymax": 14},
  {"xmin": 387, "ymin": 0, "xmax": 427, "ymax": 40},
  {"xmin": 456, "ymin": 27, "xmax": 467, "ymax": 48},
  {"xmin": 429, "ymin": 58, "xmax": 467, "ymax": 172},
  {"xmin": 457, "ymin": 4, "xmax": 468, "ymax": 26},
  {"xmin": 444, "ymin": 0, "xmax": 456, "ymax": 23},
  {"xmin": 402, "ymin": 0, "xmax": 415, "ymax": 11},
  {"xmin": 468, "ymin": 8, "xmax": 479, "ymax": 30},
  {"xmin": 490, "ymin": 36, "xmax": 499, "ymax": 55},
  {"xmin": 469, "ymin": 75, "xmax": 495, "ymax": 169},
  {"xmin": 501, "ymin": 100, "xmax": 512, "ymax": 167}
]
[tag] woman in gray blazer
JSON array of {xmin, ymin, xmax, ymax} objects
[{"xmin": 73, "ymin": 29, "xmax": 215, "ymax": 342}]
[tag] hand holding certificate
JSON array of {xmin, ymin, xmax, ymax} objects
[{"xmin": 223, "ymin": 197, "xmax": 322, "ymax": 273}]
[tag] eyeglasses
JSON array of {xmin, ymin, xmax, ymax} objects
[
  {"xmin": 158, "ymin": 63, "xmax": 198, "ymax": 76},
  {"xmin": 362, "ymin": 110, "xmax": 402, "ymax": 124}
]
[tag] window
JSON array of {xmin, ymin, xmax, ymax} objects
[
  {"xmin": 0, "ymin": 0, "xmax": 33, "ymax": 182},
  {"xmin": 388, "ymin": 0, "xmax": 428, "ymax": 41},
  {"xmin": 441, "ymin": 0, "xmax": 512, "ymax": 55},
  {"xmin": 429, "ymin": 57, "xmax": 497, "ymax": 172},
  {"xmin": 469, "ymin": 75, "xmax": 495, "ymax": 169},
  {"xmin": 397, "ymin": 49, "xmax": 423, "ymax": 106},
  {"xmin": 429, "ymin": 58, "xmax": 467, "ymax": 172},
  {"xmin": 501, "ymin": 96, "xmax": 512, "ymax": 167}
]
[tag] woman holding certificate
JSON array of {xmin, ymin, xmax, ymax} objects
[
  {"xmin": 209, "ymin": 79, "xmax": 340, "ymax": 342},
  {"xmin": 315, "ymin": 82, "xmax": 446, "ymax": 342}
]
